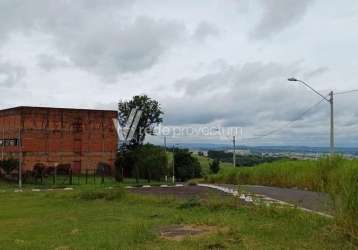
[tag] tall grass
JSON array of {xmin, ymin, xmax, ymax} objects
[{"xmin": 206, "ymin": 156, "xmax": 358, "ymax": 240}]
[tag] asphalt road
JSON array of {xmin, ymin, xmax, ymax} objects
[{"xmin": 218, "ymin": 184, "xmax": 333, "ymax": 214}]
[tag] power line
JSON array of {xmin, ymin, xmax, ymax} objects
[
  {"xmin": 334, "ymin": 89, "xmax": 358, "ymax": 95},
  {"xmin": 242, "ymin": 95, "xmax": 329, "ymax": 141}
]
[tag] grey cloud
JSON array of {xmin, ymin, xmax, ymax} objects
[
  {"xmin": 0, "ymin": 1, "xmax": 185, "ymax": 78},
  {"xmin": 0, "ymin": 61, "xmax": 26, "ymax": 87},
  {"xmin": 252, "ymin": 0, "xmax": 314, "ymax": 39},
  {"xmin": 303, "ymin": 67, "xmax": 329, "ymax": 79},
  {"xmin": 37, "ymin": 54, "xmax": 71, "ymax": 71},
  {"xmin": 193, "ymin": 22, "xmax": 219, "ymax": 42},
  {"xmin": 163, "ymin": 61, "xmax": 337, "ymax": 142},
  {"xmin": 162, "ymin": 58, "xmax": 358, "ymax": 145},
  {"xmin": 59, "ymin": 16, "xmax": 185, "ymax": 78}
]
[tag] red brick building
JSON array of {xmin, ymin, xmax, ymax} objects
[{"xmin": 0, "ymin": 106, "xmax": 118, "ymax": 173}]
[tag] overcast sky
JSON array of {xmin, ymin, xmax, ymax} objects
[{"xmin": 0, "ymin": 0, "xmax": 358, "ymax": 147}]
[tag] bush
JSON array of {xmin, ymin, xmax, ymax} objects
[
  {"xmin": 96, "ymin": 162, "xmax": 112, "ymax": 176},
  {"xmin": 32, "ymin": 163, "xmax": 46, "ymax": 178},
  {"xmin": 209, "ymin": 159, "xmax": 220, "ymax": 174},
  {"xmin": 78, "ymin": 188, "xmax": 125, "ymax": 201},
  {"xmin": 174, "ymin": 149, "xmax": 202, "ymax": 181},
  {"xmin": 0, "ymin": 158, "xmax": 19, "ymax": 175},
  {"xmin": 56, "ymin": 164, "xmax": 71, "ymax": 175}
]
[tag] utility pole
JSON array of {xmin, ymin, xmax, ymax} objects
[
  {"xmin": 329, "ymin": 91, "xmax": 335, "ymax": 155},
  {"xmin": 164, "ymin": 136, "xmax": 167, "ymax": 153},
  {"xmin": 233, "ymin": 136, "xmax": 236, "ymax": 167}
]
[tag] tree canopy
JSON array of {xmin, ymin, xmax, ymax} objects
[
  {"xmin": 118, "ymin": 95, "xmax": 163, "ymax": 146},
  {"xmin": 174, "ymin": 149, "xmax": 201, "ymax": 181}
]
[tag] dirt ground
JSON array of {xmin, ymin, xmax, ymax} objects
[{"xmin": 160, "ymin": 224, "xmax": 219, "ymax": 241}]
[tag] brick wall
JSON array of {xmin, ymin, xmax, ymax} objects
[{"xmin": 0, "ymin": 107, "xmax": 118, "ymax": 172}]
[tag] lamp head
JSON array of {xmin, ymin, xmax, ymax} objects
[{"xmin": 288, "ymin": 77, "xmax": 298, "ymax": 82}]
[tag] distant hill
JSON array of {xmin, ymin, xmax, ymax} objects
[{"xmin": 163, "ymin": 143, "xmax": 358, "ymax": 156}]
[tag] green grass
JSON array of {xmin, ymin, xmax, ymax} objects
[
  {"xmin": 206, "ymin": 157, "xmax": 358, "ymax": 192},
  {"xmin": 0, "ymin": 187, "xmax": 354, "ymax": 249},
  {"xmin": 194, "ymin": 155, "xmax": 234, "ymax": 176},
  {"xmin": 206, "ymin": 156, "xmax": 358, "ymax": 240}
]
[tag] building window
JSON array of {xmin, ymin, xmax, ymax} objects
[{"xmin": 0, "ymin": 139, "xmax": 18, "ymax": 147}]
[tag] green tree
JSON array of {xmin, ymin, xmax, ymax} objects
[
  {"xmin": 136, "ymin": 144, "xmax": 168, "ymax": 183},
  {"xmin": 118, "ymin": 95, "xmax": 163, "ymax": 146},
  {"xmin": 209, "ymin": 159, "xmax": 220, "ymax": 174},
  {"xmin": 115, "ymin": 144, "xmax": 168, "ymax": 183},
  {"xmin": 174, "ymin": 149, "xmax": 202, "ymax": 181}
]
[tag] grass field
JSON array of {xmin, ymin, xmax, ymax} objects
[
  {"xmin": 206, "ymin": 156, "xmax": 358, "ymax": 241},
  {"xmin": 0, "ymin": 187, "xmax": 354, "ymax": 250},
  {"xmin": 195, "ymin": 155, "xmax": 233, "ymax": 176}
]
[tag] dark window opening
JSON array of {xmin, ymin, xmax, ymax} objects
[{"xmin": 0, "ymin": 139, "xmax": 19, "ymax": 147}]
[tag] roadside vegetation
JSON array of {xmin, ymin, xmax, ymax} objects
[
  {"xmin": 206, "ymin": 156, "xmax": 358, "ymax": 242},
  {"xmin": 0, "ymin": 187, "xmax": 354, "ymax": 250},
  {"xmin": 207, "ymin": 150, "xmax": 287, "ymax": 167}
]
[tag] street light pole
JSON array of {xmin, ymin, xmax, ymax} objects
[
  {"xmin": 288, "ymin": 78, "xmax": 335, "ymax": 157},
  {"xmin": 329, "ymin": 91, "xmax": 334, "ymax": 155}
]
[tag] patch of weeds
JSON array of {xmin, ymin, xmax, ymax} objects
[
  {"xmin": 251, "ymin": 203, "xmax": 298, "ymax": 220},
  {"xmin": 171, "ymin": 215, "xmax": 185, "ymax": 224},
  {"xmin": 224, "ymin": 227, "xmax": 242, "ymax": 245},
  {"xmin": 204, "ymin": 242, "xmax": 227, "ymax": 250},
  {"xmin": 77, "ymin": 188, "xmax": 125, "ymax": 201},
  {"xmin": 133, "ymin": 223, "xmax": 155, "ymax": 244},
  {"xmin": 149, "ymin": 213, "xmax": 163, "ymax": 219},
  {"xmin": 178, "ymin": 197, "xmax": 201, "ymax": 209},
  {"xmin": 205, "ymin": 196, "xmax": 239, "ymax": 211}
]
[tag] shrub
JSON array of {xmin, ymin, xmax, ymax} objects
[
  {"xmin": 96, "ymin": 162, "xmax": 112, "ymax": 176},
  {"xmin": 209, "ymin": 159, "xmax": 220, "ymax": 174},
  {"xmin": 56, "ymin": 164, "xmax": 71, "ymax": 175},
  {"xmin": 32, "ymin": 163, "xmax": 46, "ymax": 178},
  {"xmin": 0, "ymin": 158, "xmax": 19, "ymax": 175}
]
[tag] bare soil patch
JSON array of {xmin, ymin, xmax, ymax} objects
[{"xmin": 160, "ymin": 224, "xmax": 218, "ymax": 241}]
